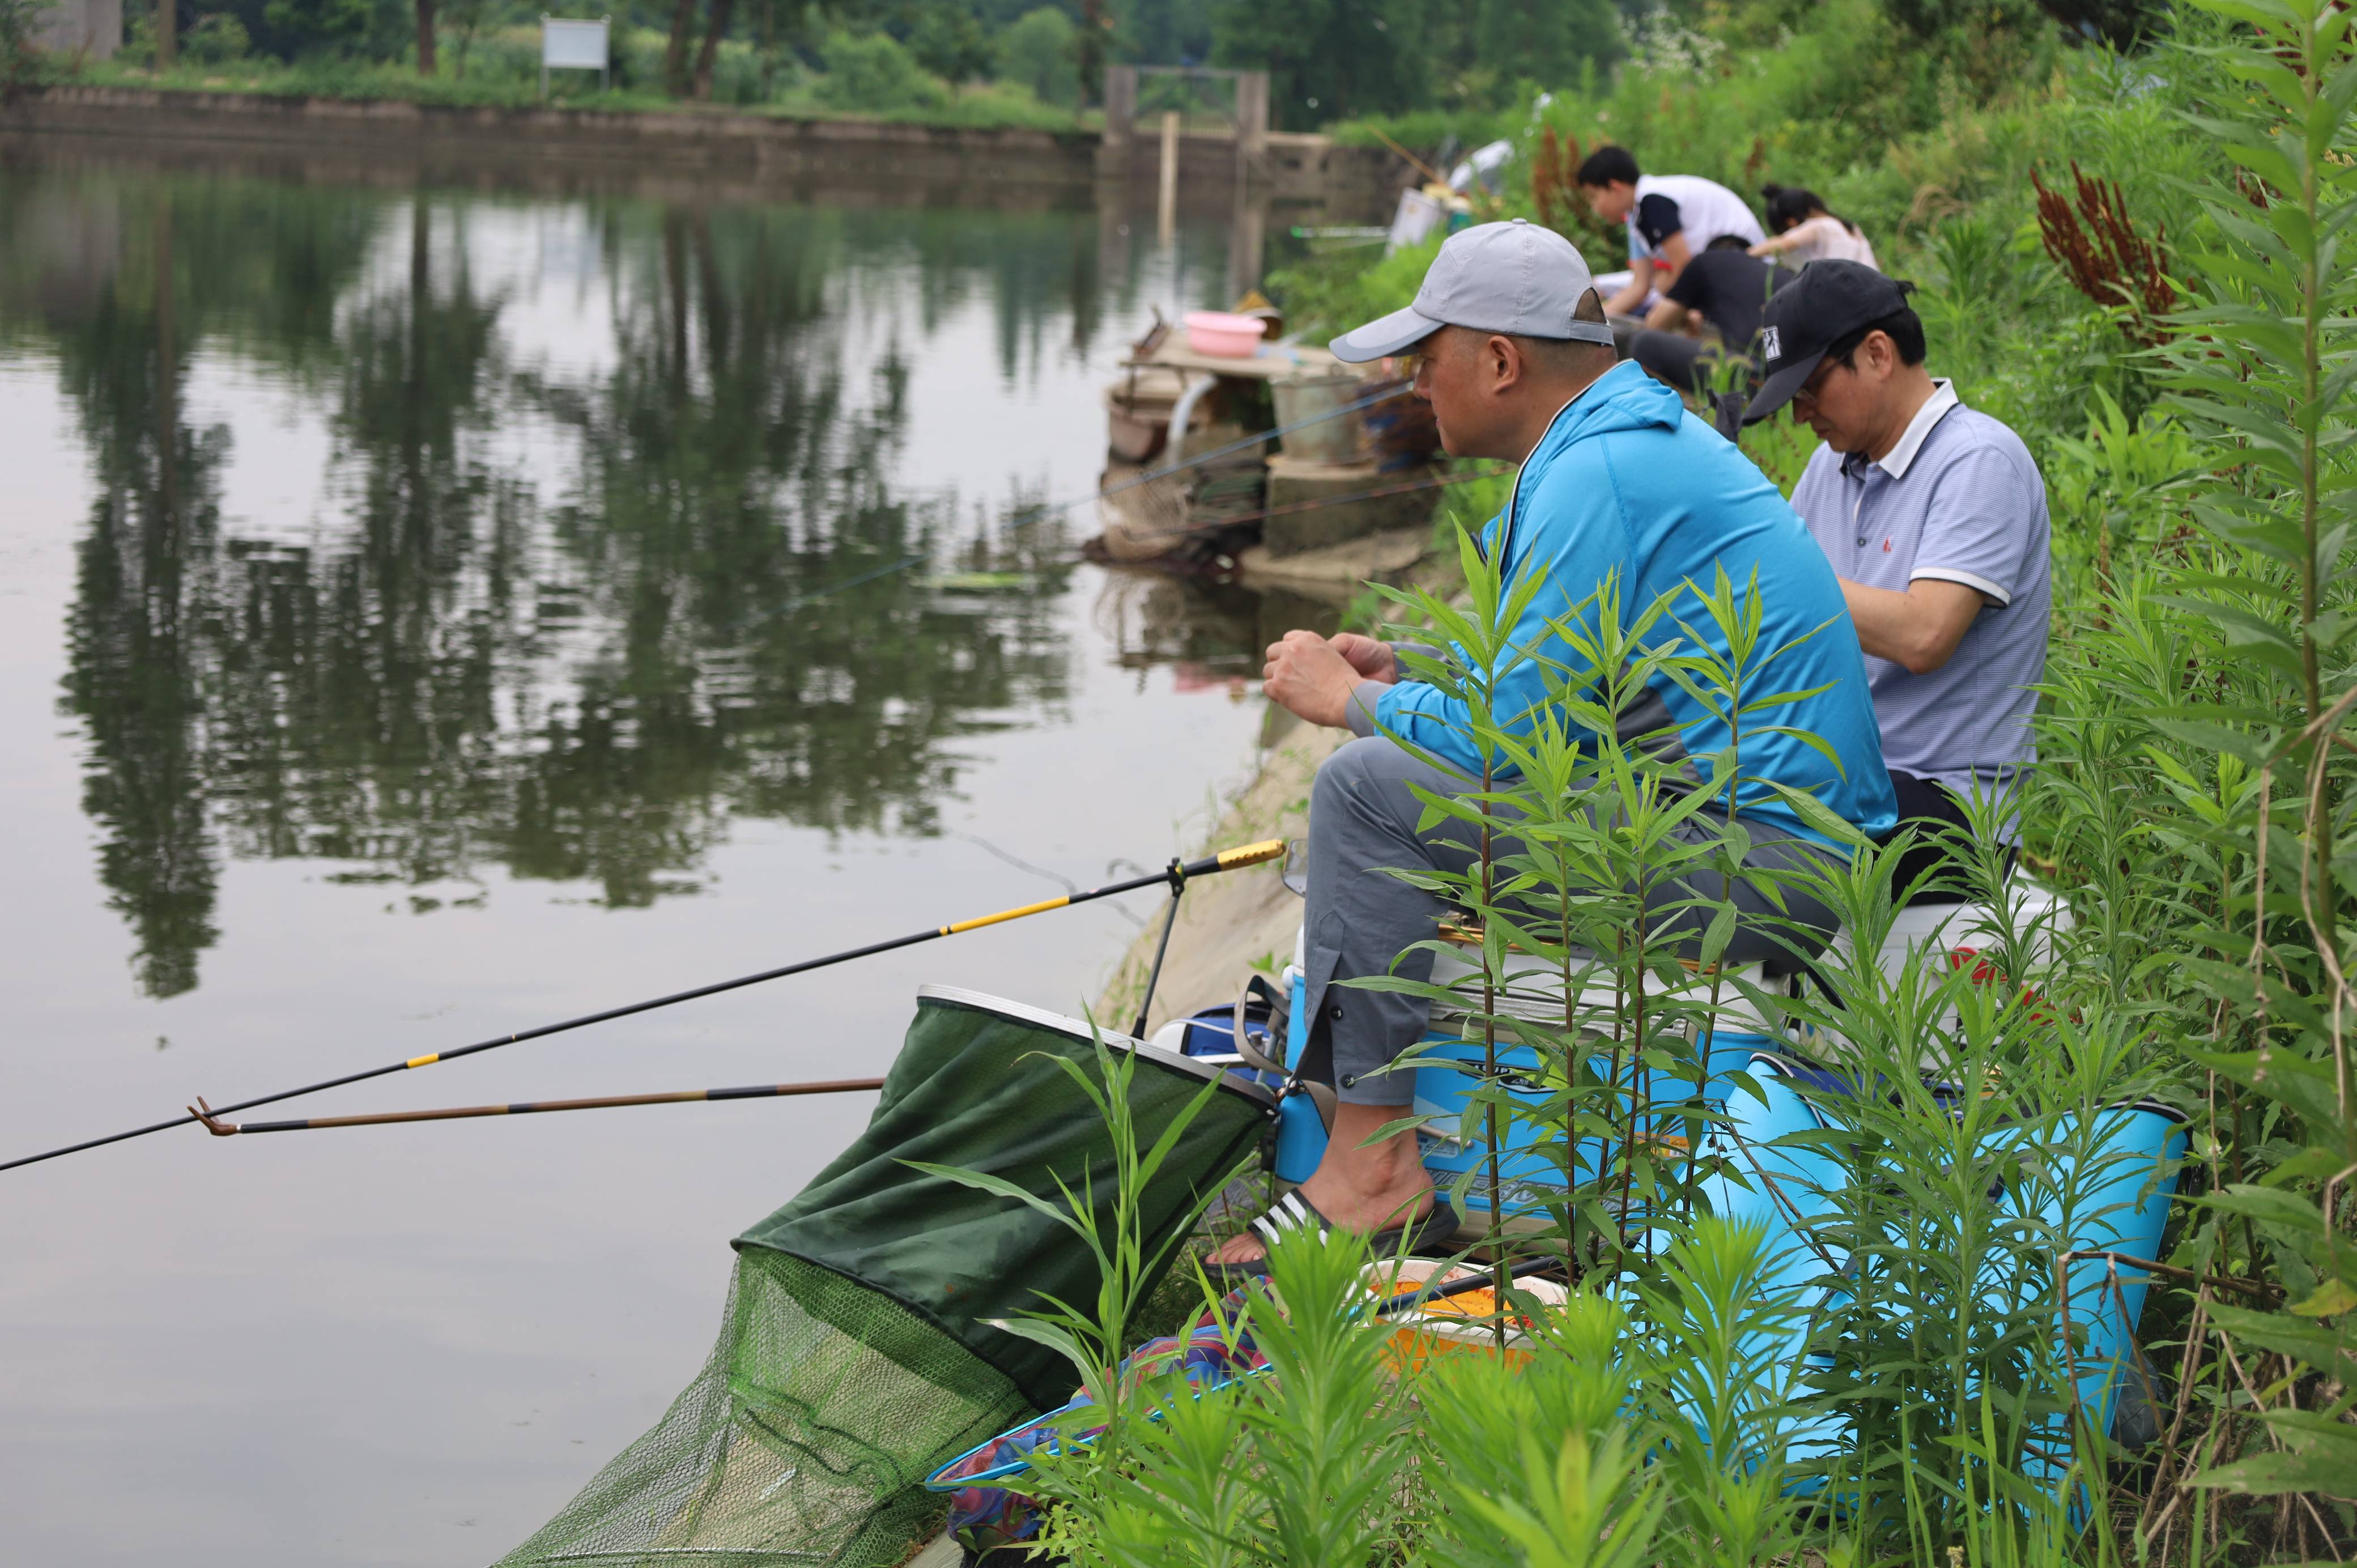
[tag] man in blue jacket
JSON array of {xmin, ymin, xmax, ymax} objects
[{"xmin": 1209, "ymin": 220, "xmax": 1896, "ymax": 1271}]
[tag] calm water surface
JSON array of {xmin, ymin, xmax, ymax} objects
[{"xmin": 0, "ymin": 148, "xmax": 1307, "ymax": 1565}]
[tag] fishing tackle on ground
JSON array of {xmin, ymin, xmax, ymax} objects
[{"xmin": 490, "ymin": 987, "xmax": 1274, "ymax": 1568}]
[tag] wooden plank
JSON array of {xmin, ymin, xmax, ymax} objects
[{"xmin": 1134, "ymin": 338, "xmax": 1342, "ymax": 381}]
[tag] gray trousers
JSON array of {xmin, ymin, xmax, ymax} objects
[{"xmin": 1297, "ymin": 736, "xmax": 1845, "ymax": 1106}]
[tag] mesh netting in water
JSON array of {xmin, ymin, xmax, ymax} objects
[
  {"xmin": 493, "ymin": 1250, "xmax": 1026, "ymax": 1567},
  {"xmin": 494, "ymin": 986, "xmax": 1273, "ymax": 1568}
]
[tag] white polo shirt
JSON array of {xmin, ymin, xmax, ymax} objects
[{"xmin": 1627, "ymin": 174, "xmax": 1765, "ymax": 263}]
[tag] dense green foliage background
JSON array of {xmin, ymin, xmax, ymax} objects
[
  {"xmin": 1058, "ymin": 2, "xmax": 2355, "ymax": 1562},
  {"xmin": 24, "ymin": 0, "xmax": 2158, "ymax": 130}
]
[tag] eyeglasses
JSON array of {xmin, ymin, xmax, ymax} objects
[{"xmin": 1792, "ymin": 354, "xmax": 1850, "ymax": 412}]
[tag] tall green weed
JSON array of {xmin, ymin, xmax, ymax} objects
[{"xmin": 1113, "ymin": 4, "xmax": 2357, "ymax": 1561}]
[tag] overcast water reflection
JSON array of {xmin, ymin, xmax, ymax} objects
[{"xmin": 0, "ymin": 148, "xmax": 1299, "ymax": 1566}]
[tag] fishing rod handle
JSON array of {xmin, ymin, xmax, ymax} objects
[{"xmin": 1193, "ymin": 839, "xmax": 1287, "ymax": 875}]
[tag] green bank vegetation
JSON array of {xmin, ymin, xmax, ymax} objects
[
  {"xmin": 31, "ymin": 16, "xmax": 1092, "ymax": 125},
  {"xmin": 14, "ymin": 0, "xmax": 1650, "ymax": 129},
  {"xmin": 972, "ymin": 1, "xmax": 2357, "ymax": 1564},
  {"xmin": 18, "ymin": 0, "xmax": 1126, "ymax": 122}
]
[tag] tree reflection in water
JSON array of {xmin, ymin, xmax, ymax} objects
[{"xmin": 4, "ymin": 167, "xmax": 1099, "ymax": 999}]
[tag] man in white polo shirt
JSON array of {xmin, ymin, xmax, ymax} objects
[
  {"xmin": 1577, "ymin": 144, "xmax": 1765, "ymax": 318},
  {"xmin": 1742, "ymin": 261, "xmax": 2052, "ymax": 900}
]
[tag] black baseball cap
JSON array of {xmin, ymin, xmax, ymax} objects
[{"xmin": 1740, "ymin": 261, "xmax": 1914, "ymax": 426}]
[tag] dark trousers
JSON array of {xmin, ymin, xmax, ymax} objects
[
  {"xmin": 1296, "ymin": 736, "xmax": 1846, "ymax": 1104},
  {"xmin": 1628, "ymin": 327, "xmax": 1711, "ymax": 392},
  {"xmin": 1887, "ymin": 769, "xmax": 1987, "ymax": 906}
]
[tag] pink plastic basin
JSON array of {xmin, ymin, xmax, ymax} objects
[{"xmin": 1185, "ymin": 310, "xmax": 1268, "ymax": 358}]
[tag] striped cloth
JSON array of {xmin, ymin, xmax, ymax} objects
[{"xmin": 934, "ymin": 1288, "xmax": 1270, "ymax": 1553}]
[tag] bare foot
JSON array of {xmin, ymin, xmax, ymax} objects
[{"xmin": 1206, "ymin": 1100, "xmax": 1435, "ymax": 1267}]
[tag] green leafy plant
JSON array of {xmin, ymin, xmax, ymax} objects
[
  {"xmin": 813, "ymin": 28, "xmax": 947, "ymax": 114},
  {"xmin": 0, "ymin": 0, "xmax": 53, "ymax": 95},
  {"xmin": 911, "ymin": 1025, "xmax": 1239, "ymax": 1420},
  {"xmin": 994, "ymin": 5, "xmax": 1077, "ymax": 109}
]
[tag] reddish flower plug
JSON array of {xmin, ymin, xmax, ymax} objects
[{"xmin": 2031, "ymin": 163, "xmax": 2178, "ymax": 347}]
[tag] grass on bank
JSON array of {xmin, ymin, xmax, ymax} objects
[{"xmin": 28, "ymin": 27, "xmax": 1094, "ymax": 132}]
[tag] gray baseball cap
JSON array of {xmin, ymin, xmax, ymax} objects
[{"xmin": 1329, "ymin": 218, "xmax": 1615, "ymax": 363}]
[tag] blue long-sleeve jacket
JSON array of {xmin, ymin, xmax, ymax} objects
[{"xmin": 1346, "ymin": 361, "xmax": 1896, "ymax": 848}]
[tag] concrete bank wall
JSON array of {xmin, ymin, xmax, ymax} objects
[
  {"xmin": 2, "ymin": 87, "xmax": 1414, "ymax": 210},
  {"xmin": 1095, "ymin": 130, "xmax": 1413, "ymax": 212},
  {"xmin": 5, "ymin": 86, "xmax": 1101, "ymax": 188}
]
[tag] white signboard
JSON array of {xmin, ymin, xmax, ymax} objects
[{"xmin": 541, "ymin": 16, "xmax": 610, "ymax": 95}]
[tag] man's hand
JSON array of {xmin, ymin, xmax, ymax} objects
[
  {"xmin": 1329, "ymin": 632, "xmax": 1398, "ymax": 684},
  {"xmin": 1263, "ymin": 630, "xmax": 1379, "ymax": 729},
  {"xmin": 1643, "ymin": 296, "xmax": 1694, "ymax": 335},
  {"xmin": 1601, "ymin": 255, "xmax": 1654, "ymax": 318}
]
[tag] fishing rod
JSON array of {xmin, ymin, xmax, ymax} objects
[
  {"xmin": 185, "ymin": 1076, "xmax": 888, "ymax": 1137},
  {"xmin": 0, "ymin": 838, "xmax": 1288, "ymax": 1176}
]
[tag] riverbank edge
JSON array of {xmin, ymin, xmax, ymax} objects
[
  {"xmin": 0, "ymin": 84, "xmax": 1408, "ymax": 203},
  {"xmin": 1094, "ymin": 536, "xmax": 1453, "ymax": 1036},
  {"xmin": 5, "ymin": 83, "xmax": 1100, "ymax": 183}
]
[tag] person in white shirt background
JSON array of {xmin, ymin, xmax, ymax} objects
[
  {"xmin": 1751, "ymin": 184, "xmax": 1880, "ymax": 270},
  {"xmin": 1577, "ymin": 144, "xmax": 1764, "ymax": 319}
]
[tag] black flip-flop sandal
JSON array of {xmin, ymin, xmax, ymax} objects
[{"xmin": 1203, "ymin": 1188, "xmax": 1461, "ymax": 1286}]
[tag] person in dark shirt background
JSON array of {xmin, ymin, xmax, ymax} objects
[{"xmin": 1627, "ymin": 248, "xmax": 1796, "ymax": 402}]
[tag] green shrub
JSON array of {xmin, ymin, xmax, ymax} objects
[
  {"xmin": 184, "ymin": 11, "xmax": 252, "ymax": 63},
  {"xmin": 812, "ymin": 28, "xmax": 946, "ymax": 114},
  {"xmin": 2, "ymin": 0, "xmax": 55, "ymax": 77},
  {"xmin": 1225, "ymin": 4, "xmax": 2357, "ymax": 1562},
  {"xmin": 994, "ymin": 6, "xmax": 1076, "ymax": 109}
]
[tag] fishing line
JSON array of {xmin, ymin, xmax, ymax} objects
[{"xmin": 0, "ymin": 838, "xmax": 1287, "ymax": 1176}]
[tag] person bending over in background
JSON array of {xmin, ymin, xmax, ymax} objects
[
  {"xmin": 1203, "ymin": 220, "xmax": 1895, "ymax": 1275},
  {"xmin": 1627, "ymin": 246, "xmax": 1796, "ymax": 421},
  {"xmin": 1751, "ymin": 185, "xmax": 1880, "ymax": 269},
  {"xmin": 1577, "ymin": 146, "xmax": 1764, "ymax": 323},
  {"xmin": 1741, "ymin": 262, "xmax": 2050, "ymax": 902}
]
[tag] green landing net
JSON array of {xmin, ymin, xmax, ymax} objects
[{"xmin": 493, "ymin": 986, "xmax": 1272, "ymax": 1568}]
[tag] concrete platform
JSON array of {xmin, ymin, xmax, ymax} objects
[
  {"xmin": 1235, "ymin": 527, "xmax": 1429, "ymax": 598},
  {"xmin": 1261, "ymin": 455, "xmax": 1437, "ymax": 559}
]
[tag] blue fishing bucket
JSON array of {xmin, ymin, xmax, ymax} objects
[
  {"xmin": 1412, "ymin": 1026, "xmax": 1783, "ymax": 1218},
  {"xmin": 2009, "ymin": 1098, "xmax": 2188, "ymax": 1484},
  {"xmin": 1691, "ymin": 1054, "xmax": 1852, "ymax": 1473},
  {"xmin": 1697, "ymin": 1075, "xmax": 2188, "ymax": 1502}
]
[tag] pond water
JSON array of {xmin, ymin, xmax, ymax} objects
[{"xmin": 0, "ymin": 144, "xmax": 1321, "ymax": 1565}]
